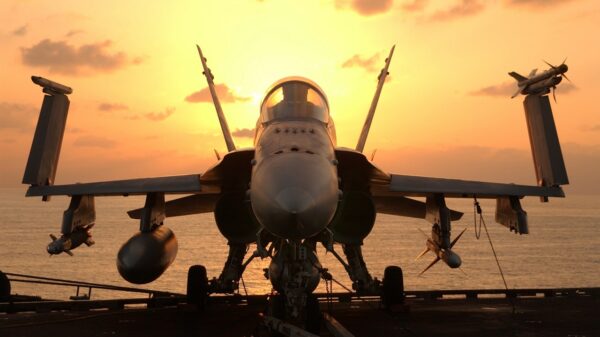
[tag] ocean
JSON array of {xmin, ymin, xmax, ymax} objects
[{"xmin": 0, "ymin": 187, "xmax": 598, "ymax": 300}]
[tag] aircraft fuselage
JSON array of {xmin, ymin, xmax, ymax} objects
[
  {"xmin": 249, "ymin": 77, "xmax": 340, "ymax": 241},
  {"xmin": 251, "ymin": 120, "xmax": 339, "ymax": 240}
]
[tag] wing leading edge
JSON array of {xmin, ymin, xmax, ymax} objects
[
  {"xmin": 372, "ymin": 174, "xmax": 565, "ymax": 199},
  {"xmin": 26, "ymin": 174, "xmax": 211, "ymax": 197}
]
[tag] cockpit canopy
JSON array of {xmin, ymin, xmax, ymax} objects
[{"xmin": 260, "ymin": 77, "xmax": 329, "ymax": 123}]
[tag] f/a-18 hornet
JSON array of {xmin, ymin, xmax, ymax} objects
[{"xmin": 22, "ymin": 46, "xmax": 569, "ymax": 332}]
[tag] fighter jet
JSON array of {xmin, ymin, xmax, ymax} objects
[{"xmin": 22, "ymin": 46, "xmax": 569, "ymax": 333}]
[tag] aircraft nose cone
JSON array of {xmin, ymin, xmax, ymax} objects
[
  {"xmin": 250, "ymin": 153, "xmax": 339, "ymax": 240},
  {"xmin": 275, "ymin": 187, "xmax": 313, "ymax": 215},
  {"xmin": 47, "ymin": 244, "xmax": 59, "ymax": 254}
]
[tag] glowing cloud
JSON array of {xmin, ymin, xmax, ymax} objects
[
  {"xmin": 12, "ymin": 24, "xmax": 28, "ymax": 36},
  {"xmin": 21, "ymin": 39, "xmax": 137, "ymax": 75},
  {"xmin": 98, "ymin": 102, "xmax": 129, "ymax": 112},
  {"xmin": 144, "ymin": 107, "xmax": 175, "ymax": 121},
  {"xmin": 185, "ymin": 84, "xmax": 250, "ymax": 103},
  {"xmin": 232, "ymin": 128, "xmax": 255, "ymax": 138},
  {"xmin": 470, "ymin": 81, "xmax": 577, "ymax": 97},
  {"xmin": 427, "ymin": 0, "xmax": 485, "ymax": 22},
  {"xmin": 402, "ymin": 0, "xmax": 428, "ymax": 12},
  {"xmin": 335, "ymin": 0, "xmax": 394, "ymax": 16},
  {"xmin": 504, "ymin": 0, "xmax": 576, "ymax": 8},
  {"xmin": 342, "ymin": 53, "xmax": 380, "ymax": 73},
  {"xmin": 0, "ymin": 102, "xmax": 36, "ymax": 131},
  {"xmin": 73, "ymin": 135, "xmax": 116, "ymax": 148}
]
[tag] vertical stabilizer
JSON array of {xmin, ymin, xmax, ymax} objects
[
  {"xmin": 196, "ymin": 45, "xmax": 236, "ymax": 153},
  {"xmin": 23, "ymin": 76, "xmax": 71, "ymax": 196},
  {"xmin": 523, "ymin": 94, "xmax": 569, "ymax": 193},
  {"xmin": 356, "ymin": 45, "xmax": 395, "ymax": 153}
]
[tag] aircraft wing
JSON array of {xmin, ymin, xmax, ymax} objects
[
  {"xmin": 370, "ymin": 174, "xmax": 565, "ymax": 199},
  {"xmin": 335, "ymin": 147, "xmax": 564, "ymax": 200},
  {"xmin": 373, "ymin": 195, "xmax": 463, "ymax": 220},
  {"xmin": 127, "ymin": 193, "xmax": 219, "ymax": 219},
  {"xmin": 25, "ymin": 148, "xmax": 254, "ymax": 198},
  {"xmin": 25, "ymin": 174, "xmax": 211, "ymax": 197}
]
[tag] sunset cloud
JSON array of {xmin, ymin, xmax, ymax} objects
[
  {"xmin": 21, "ymin": 39, "xmax": 138, "ymax": 75},
  {"xmin": 335, "ymin": 0, "xmax": 394, "ymax": 16},
  {"xmin": 376, "ymin": 143, "xmax": 600, "ymax": 194},
  {"xmin": 73, "ymin": 135, "xmax": 116, "ymax": 148},
  {"xmin": 469, "ymin": 82, "xmax": 515, "ymax": 97},
  {"xmin": 556, "ymin": 82, "xmax": 578, "ymax": 94},
  {"xmin": 98, "ymin": 102, "xmax": 129, "ymax": 112},
  {"xmin": 470, "ymin": 81, "xmax": 577, "ymax": 97},
  {"xmin": 65, "ymin": 29, "xmax": 84, "ymax": 37},
  {"xmin": 426, "ymin": 0, "xmax": 485, "ymax": 22},
  {"xmin": 583, "ymin": 124, "xmax": 600, "ymax": 132},
  {"xmin": 504, "ymin": 0, "xmax": 576, "ymax": 8},
  {"xmin": 402, "ymin": 0, "xmax": 428, "ymax": 12},
  {"xmin": 144, "ymin": 107, "xmax": 175, "ymax": 121},
  {"xmin": 12, "ymin": 24, "xmax": 28, "ymax": 36},
  {"xmin": 0, "ymin": 102, "xmax": 36, "ymax": 131},
  {"xmin": 232, "ymin": 128, "xmax": 255, "ymax": 138},
  {"xmin": 342, "ymin": 53, "xmax": 380, "ymax": 73},
  {"xmin": 185, "ymin": 84, "xmax": 250, "ymax": 103}
]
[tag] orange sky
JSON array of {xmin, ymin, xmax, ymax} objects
[{"xmin": 1, "ymin": 0, "xmax": 599, "ymax": 193}]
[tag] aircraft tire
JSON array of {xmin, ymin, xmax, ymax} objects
[
  {"xmin": 382, "ymin": 265, "xmax": 404, "ymax": 308},
  {"xmin": 0, "ymin": 270, "xmax": 10, "ymax": 301},
  {"xmin": 187, "ymin": 265, "xmax": 208, "ymax": 310}
]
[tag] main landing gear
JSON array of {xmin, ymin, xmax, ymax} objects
[{"xmin": 185, "ymin": 243, "xmax": 406, "ymax": 335}]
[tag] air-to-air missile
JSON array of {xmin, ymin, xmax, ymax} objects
[
  {"xmin": 509, "ymin": 59, "xmax": 570, "ymax": 101},
  {"xmin": 415, "ymin": 227, "xmax": 467, "ymax": 276},
  {"xmin": 47, "ymin": 224, "xmax": 95, "ymax": 256}
]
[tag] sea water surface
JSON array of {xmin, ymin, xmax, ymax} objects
[{"xmin": 0, "ymin": 187, "xmax": 598, "ymax": 300}]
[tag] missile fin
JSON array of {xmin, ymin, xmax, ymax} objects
[
  {"xmin": 419, "ymin": 256, "xmax": 440, "ymax": 276},
  {"xmin": 543, "ymin": 60, "xmax": 556, "ymax": 69},
  {"xmin": 508, "ymin": 71, "xmax": 528, "ymax": 82},
  {"xmin": 511, "ymin": 87, "xmax": 521, "ymax": 99},
  {"xmin": 528, "ymin": 68, "xmax": 537, "ymax": 77},
  {"xmin": 449, "ymin": 227, "xmax": 467, "ymax": 249},
  {"xmin": 415, "ymin": 247, "xmax": 430, "ymax": 261}
]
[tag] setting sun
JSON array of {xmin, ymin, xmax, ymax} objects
[{"xmin": 0, "ymin": 0, "xmax": 599, "ymax": 193}]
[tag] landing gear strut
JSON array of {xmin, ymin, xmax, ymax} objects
[
  {"xmin": 341, "ymin": 243, "xmax": 380, "ymax": 294},
  {"xmin": 266, "ymin": 240, "xmax": 323, "ymax": 334},
  {"xmin": 212, "ymin": 242, "xmax": 248, "ymax": 293}
]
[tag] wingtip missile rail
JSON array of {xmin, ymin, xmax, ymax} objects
[{"xmin": 31, "ymin": 76, "xmax": 73, "ymax": 95}]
